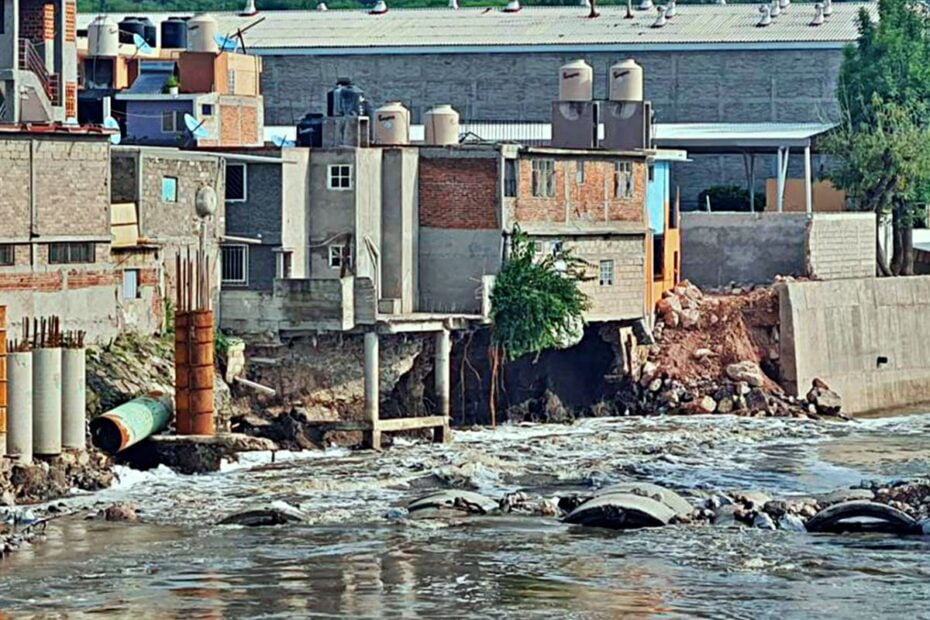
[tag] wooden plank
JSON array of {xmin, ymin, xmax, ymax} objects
[{"xmin": 375, "ymin": 416, "xmax": 447, "ymax": 432}]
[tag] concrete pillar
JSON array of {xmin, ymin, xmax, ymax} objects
[
  {"xmin": 433, "ymin": 329, "xmax": 453, "ymax": 444},
  {"xmin": 804, "ymin": 144, "xmax": 813, "ymax": 214},
  {"xmin": 363, "ymin": 331, "xmax": 380, "ymax": 450},
  {"xmin": 776, "ymin": 147, "xmax": 784, "ymax": 213},
  {"xmin": 7, "ymin": 352, "xmax": 33, "ymax": 462},
  {"xmin": 61, "ymin": 347, "xmax": 86, "ymax": 450},
  {"xmin": 33, "ymin": 348, "xmax": 62, "ymax": 456}
]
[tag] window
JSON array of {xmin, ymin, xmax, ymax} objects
[
  {"xmin": 504, "ymin": 159, "xmax": 517, "ymax": 197},
  {"xmin": 277, "ymin": 251, "xmax": 293, "ymax": 279},
  {"xmin": 328, "ymin": 245, "xmax": 344, "ymax": 269},
  {"xmin": 201, "ymin": 104, "xmax": 214, "ymax": 116},
  {"xmin": 162, "ymin": 176, "xmax": 178, "ymax": 202},
  {"xmin": 49, "ymin": 242, "xmax": 95, "ymax": 265},
  {"xmin": 0, "ymin": 245, "xmax": 13, "ymax": 266},
  {"xmin": 327, "ymin": 165, "xmax": 353, "ymax": 190},
  {"xmin": 221, "ymin": 244, "xmax": 248, "ymax": 285},
  {"xmin": 576, "ymin": 161, "xmax": 585, "ymax": 185},
  {"xmin": 532, "ymin": 159, "xmax": 555, "ymax": 198},
  {"xmin": 225, "ymin": 163, "xmax": 247, "ymax": 202},
  {"xmin": 599, "ymin": 260, "xmax": 614, "ymax": 286},
  {"xmin": 122, "ymin": 269, "xmax": 140, "ymax": 299},
  {"xmin": 615, "ymin": 161, "xmax": 634, "ymax": 198},
  {"xmin": 648, "ymin": 164, "xmax": 655, "ymax": 183},
  {"xmin": 161, "ymin": 110, "xmax": 176, "ymax": 132},
  {"xmin": 227, "ymin": 69, "xmax": 236, "ymax": 92}
]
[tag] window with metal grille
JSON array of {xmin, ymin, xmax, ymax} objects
[
  {"xmin": 221, "ymin": 244, "xmax": 248, "ymax": 284},
  {"xmin": 0, "ymin": 245, "xmax": 13, "ymax": 266},
  {"xmin": 504, "ymin": 158, "xmax": 517, "ymax": 197},
  {"xmin": 122, "ymin": 269, "xmax": 140, "ymax": 299},
  {"xmin": 201, "ymin": 104, "xmax": 214, "ymax": 116},
  {"xmin": 599, "ymin": 260, "xmax": 614, "ymax": 286},
  {"xmin": 576, "ymin": 161, "xmax": 585, "ymax": 184},
  {"xmin": 328, "ymin": 245, "xmax": 344, "ymax": 269},
  {"xmin": 532, "ymin": 159, "xmax": 555, "ymax": 197},
  {"xmin": 277, "ymin": 251, "xmax": 293, "ymax": 279},
  {"xmin": 225, "ymin": 163, "xmax": 247, "ymax": 202},
  {"xmin": 162, "ymin": 176, "xmax": 178, "ymax": 202},
  {"xmin": 327, "ymin": 165, "xmax": 353, "ymax": 190},
  {"xmin": 49, "ymin": 242, "xmax": 95, "ymax": 264},
  {"xmin": 615, "ymin": 161, "xmax": 634, "ymax": 198}
]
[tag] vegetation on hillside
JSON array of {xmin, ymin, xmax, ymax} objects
[{"xmin": 823, "ymin": 0, "xmax": 930, "ymax": 275}]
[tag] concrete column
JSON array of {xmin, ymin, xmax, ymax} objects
[
  {"xmin": 776, "ymin": 148, "xmax": 784, "ymax": 213},
  {"xmin": 363, "ymin": 331, "xmax": 380, "ymax": 450},
  {"xmin": 33, "ymin": 348, "xmax": 62, "ymax": 456},
  {"xmin": 804, "ymin": 144, "xmax": 813, "ymax": 214},
  {"xmin": 61, "ymin": 347, "xmax": 86, "ymax": 450},
  {"xmin": 434, "ymin": 329, "xmax": 452, "ymax": 444},
  {"xmin": 7, "ymin": 352, "xmax": 33, "ymax": 462}
]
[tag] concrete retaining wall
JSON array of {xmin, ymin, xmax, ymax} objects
[
  {"xmin": 681, "ymin": 212, "xmax": 876, "ymax": 288},
  {"xmin": 778, "ymin": 276, "xmax": 930, "ymax": 414},
  {"xmin": 221, "ymin": 277, "xmax": 356, "ymax": 334}
]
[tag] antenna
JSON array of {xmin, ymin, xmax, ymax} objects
[
  {"xmin": 271, "ymin": 134, "xmax": 296, "ymax": 148},
  {"xmin": 214, "ymin": 16, "xmax": 266, "ymax": 55},
  {"xmin": 214, "ymin": 33, "xmax": 240, "ymax": 52},
  {"xmin": 103, "ymin": 115, "xmax": 121, "ymax": 145},
  {"xmin": 184, "ymin": 113, "xmax": 209, "ymax": 140}
]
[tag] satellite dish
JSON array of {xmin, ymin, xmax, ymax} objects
[
  {"xmin": 214, "ymin": 34, "xmax": 239, "ymax": 52},
  {"xmin": 103, "ymin": 115, "xmax": 121, "ymax": 145},
  {"xmin": 214, "ymin": 17, "xmax": 266, "ymax": 55},
  {"xmin": 184, "ymin": 113, "xmax": 209, "ymax": 139},
  {"xmin": 271, "ymin": 134, "xmax": 296, "ymax": 148},
  {"xmin": 131, "ymin": 32, "xmax": 153, "ymax": 55}
]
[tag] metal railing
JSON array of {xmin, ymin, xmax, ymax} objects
[{"xmin": 18, "ymin": 38, "xmax": 60, "ymax": 105}]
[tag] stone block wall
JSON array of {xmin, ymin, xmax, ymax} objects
[
  {"xmin": 778, "ymin": 276, "xmax": 930, "ymax": 415},
  {"xmin": 807, "ymin": 213, "xmax": 876, "ymax": 280},
  {"xmin": 567, "ymin": 235, "xmax": 646, "ymax": 321}
]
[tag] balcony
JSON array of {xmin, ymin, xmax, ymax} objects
[{"xmin": 18, "ymin": 38, "xmax": 61, "ymax": 106}]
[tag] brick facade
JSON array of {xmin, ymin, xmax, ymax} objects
[
  {"xmin": 564, "ymin": 236, "xmax": 646, "ymax": 320},
  {"xmin": 419, "ymin": 157, "xmax": 499, "ymax": 229},
  {"xmin": 19, "ymin": 0, "xmax": 56, "ymax": 41},
  {"xmin": 65, "ymin": 1, "xmax": 76, "ymax": 43},
  {"xmin": 511, "ymin": 157, "xmax": 645, "ymax": 225}
]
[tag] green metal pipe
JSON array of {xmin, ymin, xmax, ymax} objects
[{"xmin": 89, "ymin": 393, "xmax": 173, "ymax": 454}]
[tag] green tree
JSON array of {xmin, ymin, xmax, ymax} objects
[{"xmin": 825, "ymin": 0, "xmax": 930, "ymax": 275}]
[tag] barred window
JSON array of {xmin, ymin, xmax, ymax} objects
[
  {"xmin": 599, "ymin": 260, "xmax": 614, "ymax": 286},
  {"xmin": 532, "ymin": 159, "xmax": 555, "ymax": 197},
  {"xmin": 504, "ymin": 159, "xmax": 517, "ymax": 197},
  {"xmin": 329, "ymin": 245, "xmax": 344, "ymax": 269},
  {"xmin": 0, "ymin": 245, "xmax": 13, "ymax": 266},
  {"xmin": 226, "ymin": 163, "xmax": 247, "ymax": 202},
  {"xmin": 49, "ymin": 242, "xmax": 95, "ymax": 264},
  {"xmin": 615, "ymin": 161, "xmax": 634, "ymax": 198},
  {"xmin": 221, "ymin": 244, "xmax": 248, "ymax": 285}
]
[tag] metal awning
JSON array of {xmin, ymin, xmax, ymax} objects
[{"xmin": 652, "ymin": 122, "xmax": 836, "ymax": 153}]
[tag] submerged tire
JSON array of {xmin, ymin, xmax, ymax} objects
[
  {"xmin": 594, "ymin": 482, "xmax": 693, "ymax": 518},
  {"xmin": 563, "ymin": 492, "xmax": 675, "ymax": 530},
  {"xmin": 806, "ymin": 500, "xmax": 919, "ymax": 535},
  {"xmin": 407, "ymin": 490, "xmax": 499, "ymax": 516}
]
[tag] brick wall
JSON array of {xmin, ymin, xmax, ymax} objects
[
  {"xmin": 557, "ymin": 235, "xmax": 646, "ymax": 321},
  {"xmin": 0, "ymin": 141, "xmax": 33, "ymax": 239},
  {"xmin": 218, "ymin": 100, "xmax": 261, "ymax": 147},
  {"xmin": 65, "ymin": 1, "xmax": 76, "ymax": 43},
  {"xmin": 65, "ymin": 83, "xmax": 77, "ymax": 119},
  {"xmin": 419, "ymin": 157, "xmax": 498, "ymax": 229},
  {"xmin": 806, "ymin": 213, "xmax": 876, "ymax": 280},
  {"xmin": 19, "ymin": 0, "xmax": 55, "ymax": 41},
  {"xmin": 511, "ymin": 157, "xmax": 645, "ymax": 225}
]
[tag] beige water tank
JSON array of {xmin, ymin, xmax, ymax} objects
[
  {"xmin": 374, "ymin": 102, "xmax": 410, "ymax": 145},
  {"xmin": 88, "ymin": 15, "xmax": 119, "ymax": 57},
  {"xmin": 559, "ymin": 60, "xmax": 593, "ymax": 102},
  {"xmin": 424, "ymin": 105, "xmax": 460, "ymax": 145},
  {"xmin": 609, "ymin": 59, "xmax": 644, "ymax": 102},
  {"xmin": 188, "ymin": 13, "xmax": 219, "ymax": 53}
]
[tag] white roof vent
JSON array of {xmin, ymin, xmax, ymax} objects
[
  {"xmin": 239, "ymin": 0, "xmax": 258, "ymax": 16},
  {"xmin": 639, "ymin": 0, "xmax": 654, "ymax": 10},
  {"xmin": 778, "ymin": 0, "xmax": 790, "ymax": 10},
  {"xmin": 666, "ymin": 0, "xmax": 677, "ymax": 18},
  {"xmin": 503, "ymin": 0, "xmax": 521, "ymax": 12},
  {"xmin": 716, "ymin": 0, "xmax": 726, "ymax": 4},
  {"xmin": 811, "ymin": 2, "xmax": 824, "ymax": 25},
  {"xmin": 449, "ymin": 0, "xmax": 459, "ymax": 8},
  {"xmin": 370, "ymin": 0, "xmax": 388, "ymax": 13},
  {"xmin": 316, "ymin": 1, "xmax": 328, "ymax": 9},
  {"xmin": 625, "ymin": 0, "xmax": 634, "ymax": 18},
  {"xmin": 652, "ymin": 6, "xmax": 667, "ymax": 27},
  {"xmin": 771, "ymin": 1, "xmax": 780, "ymax": 17},
  {"xmin": 757, "ymin": 4, "xmax": 772, "ymax": 26},
  {"xmin": 580, "ymin": 0, "xmax": 591, "ymax": 7},
  {"xmin": 823, "ymin": 0, "xmax": 833, "ymax": 16}
]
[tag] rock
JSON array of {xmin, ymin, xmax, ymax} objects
[
  {"xmin": 726, "ymin": 361, "xmax": 765, "ymax": 388},
  {"xmin": 919, "ymin": 519, "xmax": 930, "ymax": 535},
  {"xmin": 778, "ymin": 514, "xmax": 807, "ymax": 532},
  {"xmin": 743, "ymin": 557, "xmax": 765, "ymax": 569},
  {"xmin": 656, "ymin": 295, "xmax": 683, "ymax": 317},
  {"xmin": 697, "ymin": 395, "xmax": 717, "ymax": 413},
  {"xmin": 640, "ymin": 361, "xmax": 658, "ymax": 381},
  {"xmin": 692, "ymin": 348, "xmax": 715, "ymax": 360},
  {"xmin": 219, "ymin": 501, "xmax": 307, "ymax": 527},
  {"xmin": 716, "ymin": 397, "xmax": 734, "ymax": 414},
  {"xmin": 736, "ymin": 382, "xmax": 750, "ymax": 396},
  {"xmin": 745, "ymin": 388, "xmax": 769, "ymax": 414},
  {"xmin": 680, "ymin": 309, "xmax": 701, "ymax": 329},
  {"xmin": 763, "ymin": 500, "xmax": 789, "ymax": 519},
  {"xmin": 102, "ymin": 502, "xmax": 139, "ymax": 522},
  {"xmin": 648, "ymin": 378, "xmax": 663, "ymax": 392},
  {"xmin": 664, "ymin": 311, "xmax": 680, "ymax": 329},
  {"xmin": 753, "ymin": 512, "xmax": 776, "ymax": 530},
  {"xmin": 713, "ymin": 505, "xmax": 743, "ymax": 528},
  {"xmin": 735, "ymin": 490, "xmax": 773, "ymax": 510},
  {"xmin": 806, "ymin": 382, "xmax": 843, "ymax": 417}
]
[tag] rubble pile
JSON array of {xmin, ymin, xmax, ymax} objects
[
  {"xmin": 629, "ymin": 279, "xmax": 846, "ymax": 419},
  {"xmin": 0, "ymin": 450, "xmax": 113, "ymax": 506}
]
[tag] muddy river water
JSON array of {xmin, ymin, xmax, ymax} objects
[{"xmin": 1, "ymin": 414, "xmax": 929, "ymax": 618}]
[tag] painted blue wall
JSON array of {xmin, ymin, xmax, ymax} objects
[
  {"xmin": 124, "ymin": 99, "xmax": 193, "ymax": 146},
  {"xmin": 646, "ymin": 161, "xmax": 669, "ymax": 234}
]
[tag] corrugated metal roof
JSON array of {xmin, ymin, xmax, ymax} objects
[{"xmin": 79, "ymin": 3, "xmax": 874, "ymax": 51}]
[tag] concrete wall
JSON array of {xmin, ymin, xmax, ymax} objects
[
  {"xmin": 307, "ymin": 149, "xmax": 360, "ymax": 279},
  {"xmin": 681, "ymin": 212, "xmax": 877, "ymax": 288},
  {"xmin": 566, "ymin": 235, "xmax": 646, "ymax": 321},
  {"xmin": 418, "ymin": 228, "xmax": 501, "ymax": 314},
  {"xmin": 778, "ymin": 276, "xmax": 930, "ymax": 415},
  {"xmin": 220, "ymin": 276, "xmax": 356, "ymax": 334},
  {"xmin": 124, "ymin": 99, "xmax": 194, "ymax": 146},
  {"xmin": 281, "ymin": 148, "xmax": 310, "ymax": 279},
  {"xmin": 380, "ymin": 147, "xmax": 418, "ymax": 313},
  {"xmin": 224, "ymin": 158, "xmax": 282, "ymax": 291}
]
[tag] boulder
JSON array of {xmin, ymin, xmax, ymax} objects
[
  {"xmin": 680, "ymin": 309, "xmax": 701, "ymax": 329},
  {"xmin": 713, "ymin": 504, "xmax": 744, "ymax": 528},
  {"xmin": 806, "ymin": 382, "xmax": 843, "ymax": 417},
  {"xmin": 745, "ymin": 388, "xmax": 769, "ymax": 414},
  {"xmin": 656, "ymin": 295, "xmax": 682, "ymax": 318},
  {"xmin": 563, "ymin": 492, "xmax": 675, "ymax": 530},
  {"xmin": 692, "ymin": 348, "xmax": 715, "ymax": 360},
  {"xmin": 778, "ymin": 514, "xmax": 807, "ymax": 532},
  {"xmin": 734, "ymin": 490, "xmax": 773, "ymax": 510},
  {"xmin": 696, "ymin": 395, "xmax": 717, "ymax": 414},
  {"xmin": 102, "ymin": 502, "xmax": 139, "ymax": 522},
  {"xmin": 753, "ymin": 512, "xmax": 776, "ymax": 530},
  {"xmin": 726, "ymin": 362, "xmax": 765, "ymax": 388},
  {"xmin": 716, "ymin": 397, "xmax": 734, "ymax": 414}
]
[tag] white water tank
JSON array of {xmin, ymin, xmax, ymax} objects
[
  {"xmin": 373, "ymin": 102, "xmax": 410, "ymax": 145},
  {"xmin": 188, "ymin": 13, "xmax": 219, "ymax": 53},
  {"xmin": 609, "ymin": 59, "xmax": 644, "ymax": 102},
  {"xmin": 88, "ymin": 15, "xmax": 119, "ymax": 57},
  {"xmin": 424, "ymin": 105, "xmax": 460, "ymax": 145},
  {"xmin": 559, "ymin": 59, "xmax": 593, "ymax": 102}
]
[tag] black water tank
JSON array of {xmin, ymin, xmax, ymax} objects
[
  {"xmin": 118, "ymin": 17, "xmax": 144, "ymax": 45},
  {"xmin": 326, "ymin": 78, "xmax": 371, "ymax": 117},
  {"xmin": 138, "ymin": 17, "xmax": 157, "ymax": 47},
  {"xmin": 160, "ymin": 17, "xmax": 188, "ymax": 49},
  {"xmin": 297, "ymin": 113, "xmax": 324, "ymax": 147}
]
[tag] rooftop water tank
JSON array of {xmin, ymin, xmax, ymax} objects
[
  {"xmin": 161, "ymin": 17, "xmax": 188, "ymax": 49},
  {"xmin": 609, "ymin": 58, "xmax": 643, "ymax": 102},
  {"xmin": 559, "ymin": 59, "xmax": 593, "ymax": 102},
  {"xmin": 138, "ymin": 17, "xmax": 157, "ymax": 47},
  {"xmin": 373, "ymin": 102, "xmax": 410, "ymax": 146},
  {"xmin": 424, "ymin": 104, "xmax": 460, "ymax": 145},
  {"xmin": 188, "ymin": 13, "xmax": 219, "ymax": 53},
  {"xmin": 88, "ymin": 15, "xmax": 119, "ymax": 57},
  {"xmin": 118, "ymin": 17, "xmax": 145, "ymax": 45},
  {"xmin": 327, "ymin": 78, "xmax": 371, "ymax": 117},
  {"xmin": 297, "ymin": 112, "xmax": 325, "ymax": 147}
]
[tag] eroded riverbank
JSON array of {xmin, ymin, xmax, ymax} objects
[{"xmin": 1, "ymin": 413, "xmax": 929, "ymax": 617}]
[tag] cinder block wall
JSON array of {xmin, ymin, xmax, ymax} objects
[
  {"xmin": 807, "ymin": 213, "xmax": 876, "ymax": 280},
  {"xmin": 778, "ymin": 276, "xmax": 930, "ymax": 414}
]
